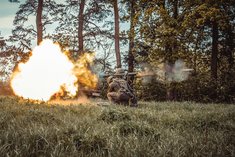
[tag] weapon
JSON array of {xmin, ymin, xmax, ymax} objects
[
  {"xmin": 99, "ymin": 71, "xmax": 137, "ymax": 80},
  {"xmin": 81, "ymin": 89, "xmax": 101, "ymax": 97},
  {"xmin": 98, "ymin": 70, "xmax": 161, "ymax": 83}
]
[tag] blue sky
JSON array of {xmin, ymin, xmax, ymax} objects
[
  {"xmin": 0, "ymin": 0, "xmax": 26, "ymax": 38},
  {"xmin": 0, "ymin": 0, "xmax": 66, "ymax": 38}
]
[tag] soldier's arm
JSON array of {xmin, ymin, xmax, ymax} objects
[{"xmin": 108, "ymin": 82, "xmax": 115, "ymax": 92}]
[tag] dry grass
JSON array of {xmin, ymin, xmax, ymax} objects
[{"xmin": 0, "ymin": 96, "xmax": 234, "ymax": 156}]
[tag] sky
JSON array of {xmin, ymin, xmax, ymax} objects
[
  {"xmin": 0, "ymin": 0, "xmax": 24, "ymax": 38},
  {"xmin": 0, "ymin": 0, "xmax": 67, "ymax": 39}
]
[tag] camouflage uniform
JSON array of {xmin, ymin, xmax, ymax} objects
[{"xmin": 107, "ymin": 69, "xmax": 137, "ymax": 107}]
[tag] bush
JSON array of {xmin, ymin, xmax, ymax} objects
[
  {"xmin": 135, "ymin": 78, "xmax": 167, "ymax": 101},
  {"xmin": 135, "ymin": 72, "xmax": 235, "ymax": 103}
]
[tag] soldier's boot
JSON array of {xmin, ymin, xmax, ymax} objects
[{"xmin": 129, "ymin": 97, "xmax": 138, "ymax": 107}]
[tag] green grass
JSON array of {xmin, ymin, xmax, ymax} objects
[{"xmin": 0, "ymin": 96, "xmax": 234, "ymax": 157}]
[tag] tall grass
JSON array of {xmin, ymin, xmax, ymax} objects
[{"xmin": 0, "ymin": 96, "xmax": 234, "ymax": 156}]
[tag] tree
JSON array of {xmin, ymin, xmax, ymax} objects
[
  {"xmin": 8, "ymin": 0, "xmax": 20, "ymax": 3},
  {"xmin": 0, "ymin": 34, "xmax": 18, "ymax": 82},
  {"xmin": 9, "ymin": 0, "xmax": 59, "ymax": 51},
  {"xmin": 211, "ymin": 20, "xmax": 218, "ymax": 79},
  {"xmin": 127, "ymin": 0, "xmax": 137, "ymax": 73},
  {"xmin": 132, "ymin": 0, "xmax": 235, "ymax": 102},
  {"xmin": 119, "ymin": 0, "xmax": 140, "ymax": 85},
  {"xmin": 78, "ymin": 0, "xmax": 85, "ymax": 53},
  {"xmin": 113, "ymin": 0, "xmax": 121, "ymax": 68},
  {"xmin": 36, "ymin": 0, "xmax": 43, "ymax": 45},
  {"xmin": 54, "ymin": 0, "xmax": 112, "ymax": 60}
]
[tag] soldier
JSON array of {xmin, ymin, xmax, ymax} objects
[{"xmin": 107, "ymin": 68, "xmax": 138, "ymax": 107}]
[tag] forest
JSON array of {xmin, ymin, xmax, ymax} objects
[
  {"xmin": 0, "ymin": 1, "xmax": 235, "ymax": 156},
  {"xmin": 0, "ymin": 0, "xmax": 235, "ymax": 103}
]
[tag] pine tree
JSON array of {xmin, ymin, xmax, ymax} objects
[{"xmin": 9, "ymin": 0, "xmax": 58, "ymax": 51}]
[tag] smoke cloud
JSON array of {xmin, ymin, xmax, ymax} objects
[
  {"xmin": 137, "ymin": 60, "xmax": 193, "ymax": 83},
  {"xmin": 137, "ymin": 63, "xmax": 155, "ymax": 84},
  {"xmin": 165, "ymin": 59, "xmax": 192, "ymax": 82}
]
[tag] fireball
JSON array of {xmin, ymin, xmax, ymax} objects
[{"xmin": 10, "ymin": 39, "xmax": 97, "ymax": 101}]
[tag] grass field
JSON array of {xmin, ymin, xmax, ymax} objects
[{"xmin": 0, "ymin": 96, "xmax": 234, "ymax": 157}]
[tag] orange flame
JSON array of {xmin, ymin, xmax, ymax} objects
[
  {"xmin": 74, "ymin": 53, "xmax": 98, "ymax": 89},
  {"xmin": 10, "ymin": 39, "xmax": 97, "ymax": 101}
]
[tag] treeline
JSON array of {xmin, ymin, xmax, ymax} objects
[{"xmin": 1, "ymin": 0, "xmax": 235, "ymax": 103}]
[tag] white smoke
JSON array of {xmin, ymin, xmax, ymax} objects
[
  {"xmin": 165, "ymin": 59, "xmax": 192, "ymax": 82},
  {"xmin": 137, "ymin": 63, "xmax": 155, "ymax": 84},
  {"xmin": 137, "ymin": 60, "xmax": 193, "ymax": 84}
]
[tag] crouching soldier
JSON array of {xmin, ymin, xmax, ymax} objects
[{"xmin": 107, "ymin": 69, "xmax": 138, "ymax": 107}]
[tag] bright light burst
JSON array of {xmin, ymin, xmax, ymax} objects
[{"xmin": 10, "ymin": 39, "xmax": 97, "ymax": 101}]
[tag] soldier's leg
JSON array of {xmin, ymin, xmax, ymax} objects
[
  {"xmin": 119, "ymin": 91, "xmax": 137, "ymax": 107},
  {"xmin": 130, "ymin": 96, "xmax": 138, "ymax": 107},
  {"xmin": 107, "ymin": 92, "xmax": 119, "ymax": 104},
  {"xmin": 118, "ymin": 93, "xmax": 130, "ymax": 106}
]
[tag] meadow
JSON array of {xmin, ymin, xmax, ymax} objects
[{"xmin": 0, "ymin": 96, "xmax": 234, "ymax": 157}]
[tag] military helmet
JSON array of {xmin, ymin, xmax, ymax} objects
[{"xmin": 114, "ymin": 68, "xmax": 125, "ymax": 76}]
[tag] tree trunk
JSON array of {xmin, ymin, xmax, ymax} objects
[
  {"xmin": 78, "ymin": 0, "xmax": 85, "ymax": 55},
  {"xmin": 128, "ymin": 0, "xmax": 135, "ymax": 73},
  {"xmin": 166, "ymin": 0, "xmax": 178, "ymax": 101},
  {"xmin": 113, "ymin": 0, "xmax": 121, "ymax": 68},
  {"xmin": 36, "ymin": 0, "xmax": 43, "ymax": 45},
  {"xmin": 211, "ymin": 21, "xmax": 218, "ymax": 80},
  {"xmin": 226, "ymin": 25, "xmax": 234, "ymax": 69},
  {"xmin": 173, "ymin": 0, "xmax": 178, "ymax": 19},
  {"xmin": 172, "ymin": 0, "xmax": 178, "ymax": 57},
  {"xmin": 164, "ymin": 0, "xmax": 172, "ymax": 100},
  {"xmin": 128, "ymin": 0, "xmax": 135, "ymax": 84}
]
